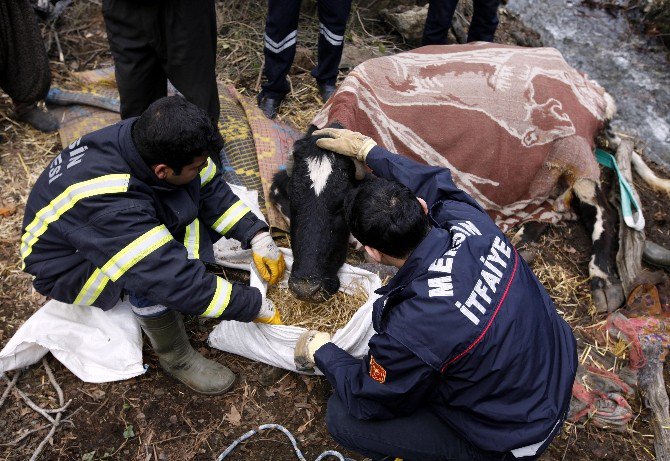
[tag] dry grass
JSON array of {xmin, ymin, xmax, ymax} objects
[{"xmin": 267, "ymin": 284, "xmax": 368, "ymax": 334}]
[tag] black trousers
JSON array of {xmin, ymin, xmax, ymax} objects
[
  {"xmin": 261, "ymin": 0, "xmax": 352, "ymax": 98},
  {"xmin": 324, "ymin": 395, "xmax": 558, "ymax": 461},
  {"xmin": 102, "ymin": 0, "xmax": 219, "ymax": 123},
  {"xmin": 0, "ymin": 0, "xmax": 51, "ymax": 104},
  {"xmin": 422, "ymin": 0, "xmax": 500, "ymax": 46}
]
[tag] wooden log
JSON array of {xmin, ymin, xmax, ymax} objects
[
  {"xmin": 614, "ymin": 139, "xmax": 645, "ymax": 296},
  {"xmin": 639, "ymin": 341, "xmax": 670, "ymax": 461}
]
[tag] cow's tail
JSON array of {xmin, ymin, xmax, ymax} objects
[
  {"xmin": 603, "ymin": 91, "xmax": 617, "ymax": 121},
  {"xmin": 632, "ymin": 152, "xmax": 670, "ymax": 196}
]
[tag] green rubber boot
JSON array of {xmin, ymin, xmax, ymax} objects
[{"xmin": 136, "ymin": 310, "xmax": 236, "ymax": 395}]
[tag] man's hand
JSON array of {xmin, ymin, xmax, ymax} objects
[
  {"xmin": 294, "ymin": 330, "xmax": 331, "ymax": 371},
  {"xmin": 251, "ymin": 231, "xmax": 286, "ymax": 285},
  {"xmin": 254, "ymin": 298, "xmax": 282, "ymax": 325},
  {"xmin": 313, "ymin": 128, "xmax": 377, "ymax": 163}
]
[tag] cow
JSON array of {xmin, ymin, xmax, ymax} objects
[{"xmin": 270, "ymin": 43, "xmax": 668, "ymax": 312}]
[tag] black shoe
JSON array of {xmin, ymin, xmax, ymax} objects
[
  {"xmin": 15, "ymin": 102, "xmax": 59, "ymax": 133},
  {"xmin": 317, "ymin": 83, "xmax": 337, "ymax": 103},
  {"xmin": 257, "ymin": 93, "xmax": 283, "ymax": 119}
]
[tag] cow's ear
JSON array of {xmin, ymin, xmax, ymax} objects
[{"xmin": 306, "ymin": 124, "xmax": 319, "ymax": 136}]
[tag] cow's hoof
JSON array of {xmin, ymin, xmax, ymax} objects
[{"xmin": 592, "ymin": 281, "xmax": 625, "ymax": 313}]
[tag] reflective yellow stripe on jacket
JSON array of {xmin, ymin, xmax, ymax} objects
[
  {"xmin": 74, "ymin": 225, "xmax": 173, "ymax": 306},
  {"xmin": 184, "ymin": 219, "xmax": 200, "ymax": 259},
  {"xmin": 212, "ymin": 200, "xmax": 250, "ymax": 236},
  {"xmin": 201, "ymin": 277, "xmax": 233, "ymax": 318},
  {"xmin": 21, "ymin": 174, "xmax": 131, "ymax": 267},
  {"xmin": 199, "ymin": 158, "xmax": 216, "ymax": 187}
]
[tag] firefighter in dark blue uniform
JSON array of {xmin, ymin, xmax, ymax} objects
[
  {"xmin": 257, "ymin": 0, "xmax": 353, "ymax": 119},
  {"xmin": 21, "ymin": 97, "xmax": 286, "ymax": 395},
  {"xmin": 295, "ymin": 128, "xmax": 578, "ymax": 460}
]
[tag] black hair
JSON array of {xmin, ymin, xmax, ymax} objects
[
  {"xmin": 345, "ymin": 177, "xmax": 430, "ymax": 258},
  {"xmin": 131, "ymin": 96, "xmax": 223, "ymax": 174}
]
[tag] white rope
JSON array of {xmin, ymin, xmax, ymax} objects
[{"xmin": 216, "ymin": 423, "xmax": 346, "ymax": 461}]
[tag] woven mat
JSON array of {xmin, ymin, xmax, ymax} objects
[{"xmin": 48, "ymin": 67, "xmax": 297, "ymax": 230}]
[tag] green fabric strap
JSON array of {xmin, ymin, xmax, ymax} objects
[{"xmin": 595, "ymin": 148, "xmax": 645, "ymax": 231}]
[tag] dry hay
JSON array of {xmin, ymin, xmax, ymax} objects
[{"xmin": 267, "ymin": 284, "xmax": 368, "ymax": 334}]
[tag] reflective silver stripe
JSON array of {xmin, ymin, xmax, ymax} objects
[
  {"xmin": 264, "ymin": 31, "xmax": 297, "ymax": 53},
  {"xmin": 319, "ymin": 23, "xmax": 344, "ymax": 46},
  {"xmin": 184, "ymin": 219, "xmax": 200, "ymax": 259},
  {"xmin": 21, "ymin": 174, "xmax": 130, "ymax": 266},
  {"xmin": 74, "ymin": 225, "xmax": 173, "ymax": 305},
  {"xmin": 199, "ymin": 158, "xmax": 216, "ymax": 187},
  {"xmin": 201, "ymin": 277, "xmax": 233, "ymax": 318},
  {"xmin": 212, "ymin": 200, "xmax": 251, "ymax": 235}
]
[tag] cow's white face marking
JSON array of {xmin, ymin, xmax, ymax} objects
[{"xmin": 307, "ymin": 156, "xmax": 333, "ymax": 196}]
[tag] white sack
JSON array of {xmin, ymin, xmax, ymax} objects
[
  {"xmin": 0, "ymin": 299, "xmax": 145, "ymax": 382},
  {"xmin": 209, "ymin": 248, "xmax": 381, "ymax": 374}
]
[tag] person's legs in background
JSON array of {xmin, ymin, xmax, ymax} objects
[
  {"xmin": 312, "ymin": 0, "xmax": 352, "ymax": 102},
  {"xmin": 102, "ymin": 0, "xmax": 167, "ymax": 119},
  {"xmin": 162, "ymin": 0, "xmax": 220, "ymax": 125},
  {"xmin": 467, "ymin": 0, "xmax": 500, "ymax": 42},
  {"xmin": 421, "ymin": 0, "xmax": 460, "ymax": 46},
  {"xmin": 258, "ymin": 0, "xmax": 302, "ymax": 119},
  {"xmin": 0, "ymin": 0, "xmax": 58, "ymax": 132}
]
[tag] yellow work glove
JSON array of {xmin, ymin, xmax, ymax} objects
[
  {"xmin": 313, "ymin": 128, "xmax": 377, "ymax": 163},
  {"xmin": 251, "ymin": 231, "xmax": 286, "ymax": 285},
  {"xmin": 294, "ymin": 330, "xmax": 331, "ymax": 371},
  {"xmin": 254, "ymin": 298, "xmax": 282, "ymax": 325}
]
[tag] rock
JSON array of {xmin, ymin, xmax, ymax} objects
[
  {"xmin": 380, "ymin": 5, "xmax": 429, "ymax": 45},
  {"xmin": 339, "ymin": 46, "xmax": 387, "ymax": 71},
  {"xmin": 291, "ymin": 46, "xmax": 315, "ymax": 74}
]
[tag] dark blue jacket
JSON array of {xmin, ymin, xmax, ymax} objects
[
  {"xmin": 21, "ymin": 119, "xmax": 266, "ymax": 321},
  {"xmin": 315, "ymin": 146, "xmax": 577, "ymax": 454}
]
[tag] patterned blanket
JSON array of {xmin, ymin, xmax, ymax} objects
[{"xmin": 312, "ymin": 43, "xmax": 613, "ymax": 231}]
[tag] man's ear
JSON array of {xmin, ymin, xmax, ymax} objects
[
  {"xmin": 417, "ymin": 197, "xmax": 428, "ymax": 215},
  {"xmin": 364, "ymin": 245, "xmax": 383, "ymax": 264},
  {"xmin": 152, "ymin": 164, "xmax": 171, "ymax": 180}
]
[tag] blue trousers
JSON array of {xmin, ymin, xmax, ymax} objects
[
  {"xmin": 261, "ymin": 0, "xmax": 352, "ymax": 98},
  {"xmin": 325, "ymin": 395, "xmax": 510, "ymax": 461},
  {"xmin": 422, "ymin": 0, "xmax": 500, "ymax": 45}
]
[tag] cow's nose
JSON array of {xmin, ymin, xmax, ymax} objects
[{"xmin": 288, "ymin": 276, "xmax": 338, "ymax": 303}]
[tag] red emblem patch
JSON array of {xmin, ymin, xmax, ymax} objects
[{"xmin": 369, "ymin": 355, "xmax": 387, "ymax": 384}]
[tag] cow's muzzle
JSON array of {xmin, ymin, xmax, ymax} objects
[{"xmin": 288, "ymin": 275, "xmax": 340, "ymax": 303}]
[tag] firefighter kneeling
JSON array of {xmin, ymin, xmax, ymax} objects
[
  {"xmin": 294, "ymin": 128, "xmax": 578, "ymax": 461},
  {"xmin": 21, "ymin": 96, "xmax": 285, "ymax": 395}
]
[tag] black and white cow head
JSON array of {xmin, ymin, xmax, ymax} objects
[{"xmin": 276, "ymin": 125, "xmax": 362, "ymax": 303}]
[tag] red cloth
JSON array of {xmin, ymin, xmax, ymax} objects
[{"xmin": 313, "ymin": 43, "xmax": 610, "ymax": 231}]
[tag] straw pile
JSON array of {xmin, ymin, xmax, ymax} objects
[{"xmin": 267, "ymin": 284, "xmax": 368, "ymax": 334}]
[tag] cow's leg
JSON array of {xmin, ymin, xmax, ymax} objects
[
  {"xmin": 572, "ymin": 179, "xmax": 625, "ymax": 312},
  {"xmin": 511, "ymin": 221, "xmax": 550, "ymax": 264}
]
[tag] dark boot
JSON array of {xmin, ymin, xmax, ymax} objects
[
  {"xmin": 135, "ymin": 310, "xmax": 236, "ymax": 394},
  {"xmin": 257, "ymin": 92, "xmax": 283, "ymax": 119},
  {"xmin": 317, "ymin": 83, "xmax": 337, "ymax": 103},
  {"xmin": 14, "ymin": 102, "xmax": 59, "ymax": 133}
]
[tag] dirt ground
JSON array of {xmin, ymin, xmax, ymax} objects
[{"xmin": 1, "ymin": 1, "xmax": 670, "ymax": 460}]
